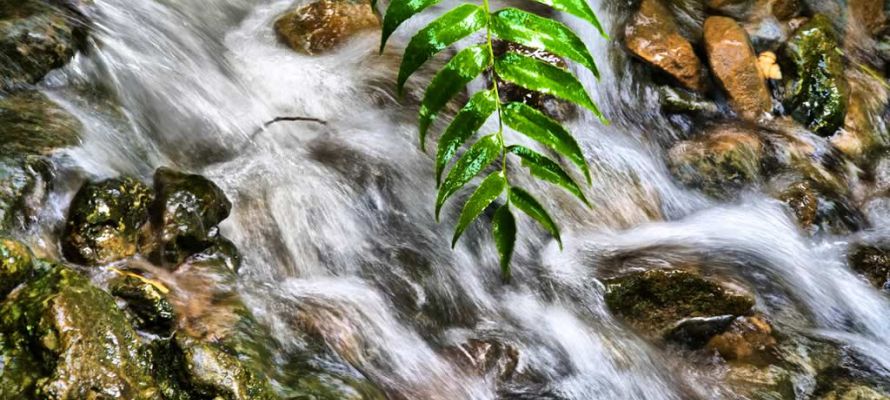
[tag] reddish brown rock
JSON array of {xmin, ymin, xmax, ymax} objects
[
  {"xmin": 706, "ymin": 315, "xmax": 777, "ymax": 363},
  {"xmin": 625, "ymin": 0, "xmax": 704, "ymax": 91},
  {"xmin": 274, "ymin": 0, "xmax": 379, "ymax": 55},
  {"xmin": 848, "ymin": 0, "xmax": 887, "ymax": 37},
  {"xmin": 704, "ymin": 16, "xmax": 773, "ymax": 121}
]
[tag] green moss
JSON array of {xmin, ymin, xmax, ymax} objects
[
  {"xmin": 0, "ymin": 265, "xmax": 161, "ymax": 399},
  {"xmin": 62, "ymin": 177, "xmax": 153, "ymax": 265},
  {"xmin": 150, "ymin": 167, "xmax": 232, "ymax": 266},
  {"xmin": 784, "ymin": 14, "xmax": 849, "ymax": 137},
  {"xmin": 847, "ymin": 244, "xmax": 890, "ymax": 290},
  {"xmin": 604, "ymin": 269, "xmax": 755, "ymax": 336},
  {"xmin": 0, "ymin": 237, "xmax": 32, "ymax": 297},
  {"xmin": 177, "ymin": 335, "xmax": 280, "ymax": 400}
]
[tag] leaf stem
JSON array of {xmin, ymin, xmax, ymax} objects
[{"xmin": 481, "ymin": 0, "xmax": 510, "ymax": 202}]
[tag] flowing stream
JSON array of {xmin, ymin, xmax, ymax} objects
[{"xmin": 29, "ymin": 0, "xmax": 890, "ymax": 398}]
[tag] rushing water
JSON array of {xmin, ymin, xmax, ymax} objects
[{"xmin": 30, "ymin": 0, "xmax": 890, "ymax": 398}]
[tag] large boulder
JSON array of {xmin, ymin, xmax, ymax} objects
[
  {"xmin": 62, "ymin": 177, "xmax": 153, "ymax": 265},
  {"xmin": 625, "ymin": 0, "xmax": 704, "ymax": 92},
  {"xmin": 603, "ymin": 269, "xmax": 755, "ymax": 338},
  {"xmin": 783, "ymin": 14, "xmax": 849, "ymax": 137},
  {"xmin": 149, "ymin": 167, "xmax": 232, "ymax": 267},
  {"xmin": 274, "ymin": 0, "xmax": 379, "ymax": 55},
  {"xmin": 668, "ymin": 124, "xmax": 764, "ymax": 197},
  {"xmin": 703, "ymin": 16, "xmax": 773, "ymax": 121},
  {"xmin": 0, "ymin": 0, "xmax": 87, "ymax": 88},
  {"xmin": 0, "ymin": 237, "xmax": 32, "ymax": 297},
  {"xmin": 0, "ymin": 265, "xmax": 162, "ymax": 399}
]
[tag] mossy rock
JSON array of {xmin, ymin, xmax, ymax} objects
[
  {"xmin": 62, "ymin": 177, "xmax": 153, "ymax": 265},
  {"xmin": 784, "ymin": 14, "xmax": 849, "ymax": 137},
  {"xmin": 0, "ymin": 0, "xmax": 87, "ymax": 88},
  {"xmin": 604, "ymin": 269, "xmax": 755, "ymax": 337},
  {"xmin": 110, "ymin": 272, "xmax": 176, "ymax": 335},
  {"xmin": 0, "ymin": 91, "xmax": 83, "ymax": 157},
  {"xmin": 0, "ymin": 236, "xmax": 32, "ymax": 297},
  {"xmin": 0, "ymin": 156, "xmax": 52, "ymax": 232},
  {"xmin": 0, "ymin": 265, "xmax": 162, "ymax": 399},
  {"xmin": 150, "ymin": 167, "xmax": 232, "ymax": 266}
]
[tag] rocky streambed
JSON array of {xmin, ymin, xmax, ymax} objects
[{"xmin": 0, "ymin": 0, "xmax": 889, "ymax": 399}]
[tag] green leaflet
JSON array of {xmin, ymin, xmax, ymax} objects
[
  {"xmin": 494, "ymin": 52, "xmax": 606, "ymax": 122},
  {"xmin": 436, "ymin": 89, "xmax": 498, "ymax": 185},
  {"xmin": 502, "ymin": 102, "xmax": 590, "ymax": 183},
  {"xmin": 380, "ymin": 0, "xmax": 443, "ymax": 52},
  {"xmin": 397, "ymin": 4, "xmax": 487, "ymax": 93},
  {"xmin": 491, "ymin": 8, "xmax": 598, "ymax": 78},
  {"xmin": 419, "ymin": 45, "xmax": 491, "ymax": 151},
  {"xmin": 436, "ymin": 134, "xmax": 502, "ymax": 219},
  {"xmin": 492, "ymin": 204, "xmax": 516, "ymax": 280},
  {"xmin": 526, "ymin": 0, "xmax": 607, "ymax": 38},
  {"xmin": 452, "ymin": 171, "xmax": 506, "ymax": 247},
  {"xmin": 509, "ymin": 187, "xmax": 562, "ymax": 249},
  {"xmin": 507, "ymin": 145, "xmax": 589, "ymax": 207}
]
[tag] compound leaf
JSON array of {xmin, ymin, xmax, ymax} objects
[
  {"xmin": 436, "ymin": 133, "xmax": 502, "ymax": 219},
  {"xmin": 380, "ymin": 0, "xmax": 443, "ymax": 51},
  {"xmin": 502, "ymin": 102, "xmax": 590, "ymax": 183},
  {"xmin": 436, "ymin": 89, "xmax": 498, "ymax": 184},
  {"xmin": 492, "ymin": 204, "xmax": 516, "ymax": 280},
  {"xmin": 527, "ymin": 0, "xmax": 607, "ymax": 38},
  {"xmin": 508, "ymin": 145, "xmax": 589, "ymax": 206},
  {"xmin": 509, "ymin": 187, "xmax": 562, "ymax": 249}
]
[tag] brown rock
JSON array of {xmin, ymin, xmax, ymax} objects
[
  {"xmin": 274, "ymin": 0, "xmax": 379, "ymax": 55},
  {"xmin": 668, "ymin": 124, "xmax": 764, "ymax": 197},
  {"xmin": 625, "ymin": 0, "xmax": 704, "ymax": 91},
  {"xmin": 443, "ymin": 338, "xmax": 519, "ymax": 381},
  {"xmin": 848, "ymin": 0, "xmax": 887, "ymax": 37},
  {"xmin": 778, "ymin": 180, "xmax": 818, "ymax": 229},
  {"xmin": 706, "ymin": 315, "xmax": 777, "ymax": 363},
  {"xmin": 704, "ymin": 16, "xmax": 773, "ymax": 121}
]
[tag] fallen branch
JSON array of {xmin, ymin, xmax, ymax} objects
[{"xmin": 251, "ymin": 115, "xmax": 328, "ymax": 140}]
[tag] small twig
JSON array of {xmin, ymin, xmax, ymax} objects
[{"xmin": 250, "ymin": 115, "xmax": 328, "ymax": 140}]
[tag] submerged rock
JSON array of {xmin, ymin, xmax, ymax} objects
[
  {"xmin": 62, "ymin": 177, "xmax": 153, "ymax": 265},
  {"xmin": 847, "ymin": 243, "xmax": 890, "ymax": 290},
  {"xmin": 149, "ymin": 167, "xmax": 232, "ymax": 266},
  {"xmin": 110, "ymin": 271, "xmax": 176, "ymax": 335},
  {"xmin": 274, "ymin": 0, "xmax": 379, "ymax": 55},
  {"xmin": 0, "ymin": 237, "xmax": 32, "ymax": 297},
  {"xmin": 668, "ymin": 124, "xmax": 764, "ymax": 197},
  {"xmin": 784, "ymin": 15, "xmax": 849, "ymax": 137},
  {"xmin": 603, "ymin": 269, "xmax": 755, "ymax": 338},
  {"xmin": 625, "ymin": 0, "xmax": 704, "ymax": 91},
  {"xmin": 703, "ymin": 16, "xmax": 773, "ymax": 121},
  {"xmin": 0, "ymin": 156, "xmax": 51, "ymax": 231},
  {"xmin": 443, "ymin": 338, "xmax": 520, "ymax": 381},
  {"xmin": 0, "ymin": 90, "xmax": 83, "ymax": 157},
  {"xmin": 819, "ymin": 384, "xmax": 890, "ymax": 400},
  {"xmin": 0, "ymin": 265, "xmax": 161, "ymax": 399},
  {"xmin": 778, "ymin": 180, "xmax": 819, "ymax": 229},
  {"xmin": 0, "ymin": 0, "xmax": 87, "ymax": 88},
  {"xmin": 175, "ymin": 335, "xmax": 280, "ymax": 400},
  {"xmin": 705, "ymin": 315, "xmax": 777, "ymax": 363}
]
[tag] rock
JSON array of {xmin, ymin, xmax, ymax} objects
[
  {"xmin": 703, "ymin": 16, "xmax": 773, "ymax": 121},
  {"xmin": 175, "ymin": 335, "xmax": 279, "ymax": 400},
  {"xmin": 62, "ymin": 177, "xmax": 153, "ymax": 265},
  {"xmin": 668, "ymin": 124, "xmax": 764, "ymax": 197},
  {"xmin": 443, "ymin": 338, "xmax": 520, "ymax": 381},
  {"xmin": 149, "ymin": 167, "xmax": 232, "ymax": 267},
  {"xmin": 0, "ymin": 90, "xmax": 83, "ymax": 157},
  {"xmin": 784, "ymin": 14, "xmax": 849, "ymax": 137},
  {"xmin": 778, "ymin": 180, "xmax": 818, "ymax": 229},
  {"xmin": 847, "ymin": 243, "xmax": 890, "ymax": 290},
  {"xmin": 706, "ymin": 315, "xmax": 777, "ymax": 363},
  {"xmin": 625, "ymin": 0, "xmax": 704, "ymax": 91},
  {"xmin": 664, "ymin": 315, "xmax": 737, "ymax": 347},
  {"xmin": 0, "ymin": 156, "xmax": 51, "ymax": 231},
  {"xmin": 830, "ymin": 71, "xmax": 888, "ymax": 160},
  {"xmin": 603, "ymin": 269, "xmax": 755, "ymax": 337},
  {"xmin": 706, "ymin": 0, "xmax": 755, "ymax": 20},
  {"xmin": 819, "ymin": 385, "xmax": 890, "ymax": 400},
  {"xmin": 0, "ymin": 0, "xmax": 87, "ymax": 88},
  {"xmin": 110, "ymin": 271, "xmax": 176, "ymax": 335},
  {"xmin": 492, "ymin": 41, "xmax": 575, "ymax": 120},
  {"xmin": 0, "ymin": 237, "xmax": 32, "ymax": 297},
  {"xmin": 658, "ymin": 85, "xmax": 720, "ymax": 115},
  {"xmin": 274, "ymin": 0, "xmax": 379, "ymax": 55},
  {"xmin": 0, "ymin": 265, "xmax": 161, "ymax": 399}
]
